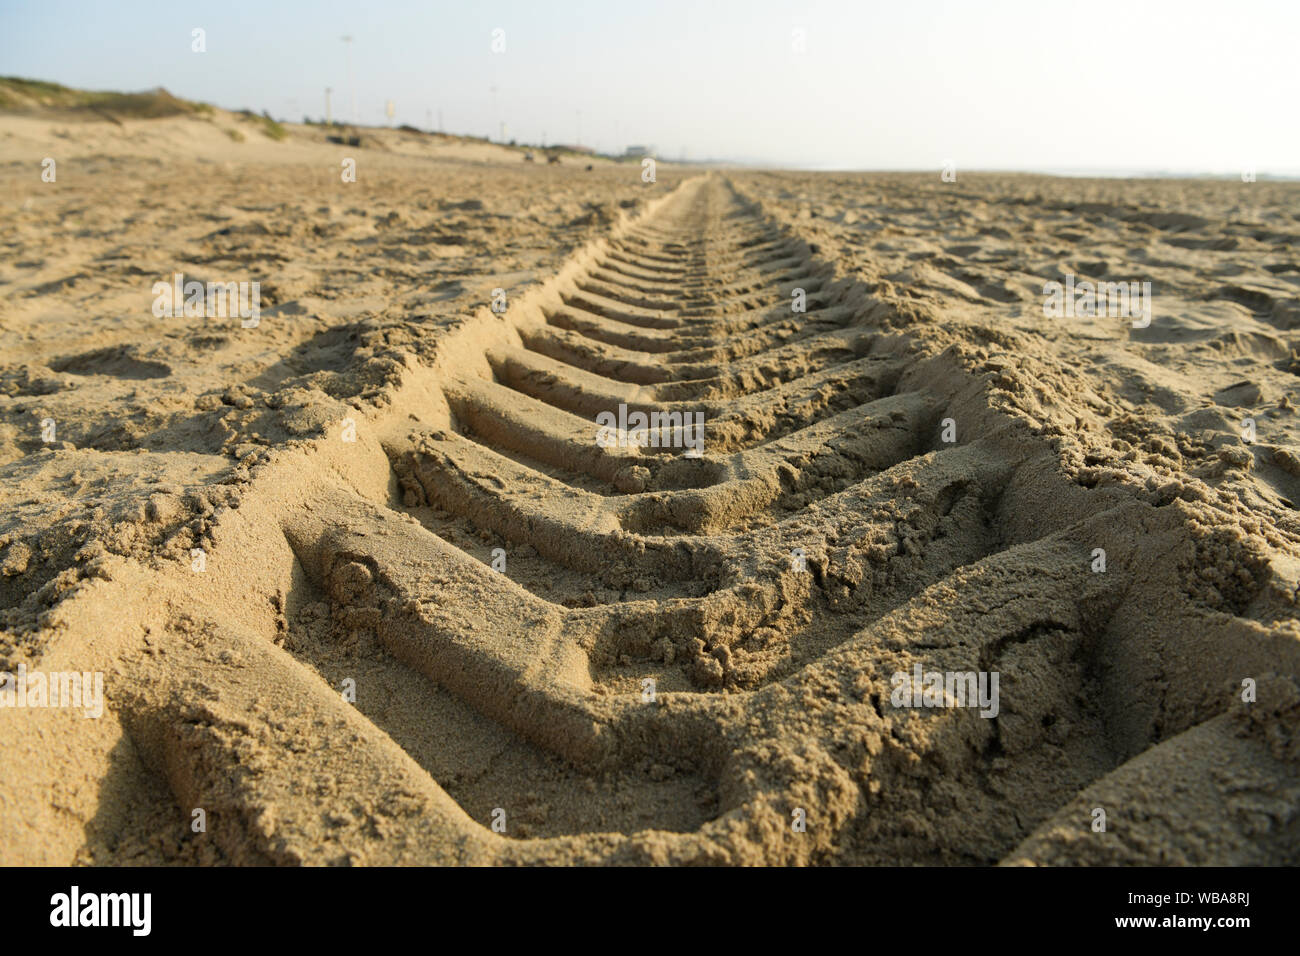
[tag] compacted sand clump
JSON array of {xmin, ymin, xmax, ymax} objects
[{"xmin": 1, "ymin": 108, "xmax": 1297, "ymax": 865}]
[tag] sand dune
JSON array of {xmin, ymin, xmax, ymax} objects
[{"xmin": 1, "ymin": 113, "xmax": 1298, "ymax": 865}]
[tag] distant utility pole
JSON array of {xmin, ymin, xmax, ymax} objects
[
  {"xmin": 576, "ymin": 110, "xmax": 581, "ymax": 146},
  {"xmin": 341, "ymin": 35, "xmax": 357, "ymax": 123},
  {"xmin": 325, "ymin": 87, "xmax": 332, "ymax": 125},
  {"xmin": 489, "ymin": 84, "xmax": 498, "ymax": 141},
  {"xmin": 438, "ymin": 109, "xmax": 443, "ymax": 133},
  {"xmin": 426, "ymin": 108, "xmax": 432, "ymax": 133}
]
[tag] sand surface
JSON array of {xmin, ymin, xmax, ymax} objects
[{"xmin": 2, "ymin": 112, "xmax": 1298, "ymax": 865}]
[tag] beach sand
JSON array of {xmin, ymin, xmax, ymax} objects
[{"xmin": 2, "ymin": 107, "xmax": 1298, "ymax": 865}]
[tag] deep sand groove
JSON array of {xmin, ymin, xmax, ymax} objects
[{"xmin": 4, "ymin": 173, "xmax": 1299, "ymax": 865}]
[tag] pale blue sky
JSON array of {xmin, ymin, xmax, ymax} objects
[{"xmin": 2, "ymin": 0, "xmax": 1297, "ymax": 172}]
